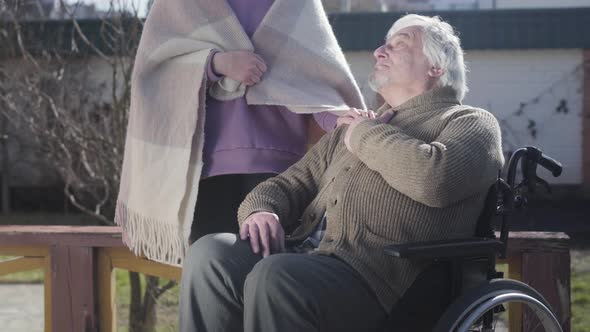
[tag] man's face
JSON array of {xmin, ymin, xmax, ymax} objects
[{"xmin": 368, "ymin": 26, "xmax": 432, "ymax": 93}]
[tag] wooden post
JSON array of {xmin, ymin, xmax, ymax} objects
[
  {"xmin": 508, "ymin": 253, "xmax": 523, "ymax": 331},
  {"xmin": 50, "ymin": 246, "xmax": 98, "ymax": 332},
  {"xmin": 44, "ymin": 255, "xmax": 52, "ymax": 332},
  {"xmin": 506, "ymin": 232, "xmax": 571, "ymax": 332},
  {"xmin": 522, "ymin": 251, "xmax": 571, "ymax": 332},
  {"xmin": 98, "ymin": 249, "xmax": 116, "ymax": 332}
]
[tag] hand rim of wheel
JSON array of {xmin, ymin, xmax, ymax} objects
[{"xmin": 455, "ymin": 292, "xmax": 563, "ymax": 332}]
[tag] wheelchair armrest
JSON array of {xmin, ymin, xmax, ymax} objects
[{"xmin": 383, "ymin": 238, "xmax": 503, "ymax": 260}]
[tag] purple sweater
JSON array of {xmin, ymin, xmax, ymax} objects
[{"xmin": 201, "ymin": 0, "xmax": 338, "ymax": 178}]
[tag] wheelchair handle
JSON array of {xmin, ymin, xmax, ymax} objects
[{"xmin": 538, "ymin": 153, "xmax": 563, "ymax": 177}]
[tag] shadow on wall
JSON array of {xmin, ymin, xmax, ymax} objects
[{"xmin": 6, "ymin": 185, "xmax": 67, "ymax": 212}]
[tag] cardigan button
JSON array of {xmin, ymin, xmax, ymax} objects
[
  {"xmin": 344, "ymin": 166, "xmax": 351, "ymax": 171},
  {"xmin": 309, "ymin": 213, "xmax": 316, "ymax": 219}
]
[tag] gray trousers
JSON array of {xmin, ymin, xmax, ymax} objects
[{"xmin": 179, "ymin": 233, "xmax": 386, "ymax": 332}]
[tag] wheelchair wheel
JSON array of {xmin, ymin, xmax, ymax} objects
[{"xmin": 433, "ymin": 279, "xmax": 562, "ymax": 332}]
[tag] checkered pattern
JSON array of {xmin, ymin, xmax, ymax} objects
[{"xmin": 290, "ymin": 213, "xmax": 327, "ymax": 253}]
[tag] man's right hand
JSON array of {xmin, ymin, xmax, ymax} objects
[
  {"xmin": 211, "ymin": 51, "xmax": 268, "ymax": 86},
  {"xmin": 239, "ymin": 212, "xmax": 285, "ymax": 257}
]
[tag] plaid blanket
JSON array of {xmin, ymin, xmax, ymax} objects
[{"xmin": 115, "ymin": 0, "xmax": 366, "ymax": 265}]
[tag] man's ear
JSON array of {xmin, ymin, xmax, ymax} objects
[{"xmin": 428, "ymin": 67, "xmax": 445, "ymax": 78}]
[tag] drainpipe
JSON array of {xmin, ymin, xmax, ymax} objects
[
  {"xmin": 0, "ymin": 115, "xmax": 10, "ymax": 214},
  {"xmin": 341, "ymin": 0, "xmax": 351, "ymax": 12}
]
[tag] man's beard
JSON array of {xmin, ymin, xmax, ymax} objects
[{"xmin": 368, "ymin": 71, "xmax": 390, "ymax": 92}]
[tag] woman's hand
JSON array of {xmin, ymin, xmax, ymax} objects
[
  {"xmin": 344, "ymin": 110, "xmax": 394, "ymax": 151},
  {"xmin": 336, "ymin": 108, "xmax": 377, "ymax": 127},
  {"xmin": 212, "ymin": 51, "xmax": 268, "ymax": 86}
]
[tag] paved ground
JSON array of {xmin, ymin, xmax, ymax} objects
[{"xmin": 0, "ymin": 284, "xmax": 43, "ymax": 332}]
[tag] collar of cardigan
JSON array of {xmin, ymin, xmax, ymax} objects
[{"xmin": 378, "ymin": 86, "xmax": 461, "ymax": 115}]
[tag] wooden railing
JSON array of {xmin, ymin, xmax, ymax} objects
[
  {"xmin": 97, "ymin": 247, "xmax": 181, "ymax": 332},
  {"xmin": 0, "ymin": 226, "xmax": 129, "ymax": 332},
  {"xmin": 0, "ymin": 226, "xmax": 571, "ymax": 332}
]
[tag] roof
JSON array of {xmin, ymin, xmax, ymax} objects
[
  {"xmin": 1, "ymin": 7, "xmax": 589, "ymax": 58},
  {"xmin": 329, "ymin": 7, "xmax": 590, "ymax": 50}
]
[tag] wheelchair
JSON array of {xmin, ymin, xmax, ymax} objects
[{"xmin": 383, "ymin": 146, "xmax": 564, "ymax": 332}]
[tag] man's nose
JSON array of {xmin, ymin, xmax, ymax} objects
[{"xmin": 374, "ymin": 45, "xmax": 386, "ymax": 60}]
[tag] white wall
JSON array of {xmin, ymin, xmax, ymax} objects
[
  {"xmin": 345, "ymin": 49, "xmax": 584, "ymax": 184},
  {"xmin": 343, "ymin": 52, "xmax": 381, "ymax": 109},
  {"xmin": 431, "ymin": 0, "xmax": 478, "ymax": 10},
  {"xmin": 3, "ymin": 50, "xmax": 584, "ymax": 186},
  {"xmin": 1, "ymin": 57, "xmax": 116, "ymax": 186}
]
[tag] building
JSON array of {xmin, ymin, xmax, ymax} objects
[
  {"xmin": 0, "ymin": 0, "xmax": 107, "ymax": 21},
  {"xmin": 0, "ymin": 0, "xmax": 55, "ymax": 20},
  {"xmin": 323, "ymin": 0, "xmax": 432, "ymax": 12},
  {"xmin": 323, "ymin": 0, "xmax": 590, "ymax": 12},
  {"xmin": 50, "ymin": 0, "xmax": 106, "ymax": 20},
  {"xmin": 1, "ymin": 7, "xmax": 589, "ymax": 213}
]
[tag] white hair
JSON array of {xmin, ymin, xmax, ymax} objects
[{"xmin": 387, "ymin": 14, "xmax": 468, "ymax": 101}]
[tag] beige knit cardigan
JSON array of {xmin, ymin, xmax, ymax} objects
[
  {"xmin": 115, "ymin": 0, "xmax": 365, "ymax": 265},
  {"xmin": 238, "ymin": 87, "xmax": 505, "ymax": 310}
]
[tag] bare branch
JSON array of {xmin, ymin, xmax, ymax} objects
[
  {"xmin": 58, "ymin": 0, "xmax": 112, "ymax": 62},
  {"xmin": 153, "ymin": 280, "xmax": 177, "ymax": 300},
  {"xmin": 65, "ymin": 182, "xmax": 114, "ymax": 225},
  {"xmin": 4, "ymin": 6, "xmax": 41, "ymax": 69}
]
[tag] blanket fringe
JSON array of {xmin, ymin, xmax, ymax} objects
[{"xmin": 115, "ymin": 201, "xmax": 185, "ymax": 266}]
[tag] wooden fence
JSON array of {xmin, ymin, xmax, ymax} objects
[{"xmin": 0, "ymin": 226, "xmax": 571, "ymax": 332}]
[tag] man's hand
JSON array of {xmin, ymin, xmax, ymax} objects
[
  {"xmin": 212, "ymin": 51, "xmax": 268, "ymax": 86},
  {"xmin": 344, "ymin": 110, "xmax": 395, "ymax": 151},
  {"xmin": 239, "ymin": 212, "xmax": 285, "ymax": 257}
]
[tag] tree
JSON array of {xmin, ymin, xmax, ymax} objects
[{"xmin": 0, "ymin": 1, "xmax": 175, "ymax": 330}]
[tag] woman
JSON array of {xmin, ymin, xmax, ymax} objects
[
  {"xmin": 190, "ymin": 0, "xmax": 340, "ymax": 242},
  {"xmin": 115, "ymin": 0, "xmax": 365, "ymax": 266}
]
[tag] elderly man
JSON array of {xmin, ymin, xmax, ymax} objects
[{"xmin": 179, "ymin": 14, "xmax": 504, "ymax": 332}]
